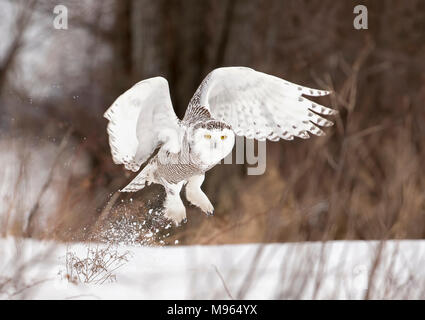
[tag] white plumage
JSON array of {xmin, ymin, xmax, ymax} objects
[
  {"xmin": 197, "ymin": 67, "xmax": 336, "ymax": 141},
  {"xmin": 104, "ymin": 77, "xmax": 180, "ymax": 172},
  {"xmin": 104, "ymin": 67, "xmax": 337, "ymax": 225}
]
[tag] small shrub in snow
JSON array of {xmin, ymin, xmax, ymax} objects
[{"xmin": 63, "ymin": 245, "xmax": 131, "ymax": 285}]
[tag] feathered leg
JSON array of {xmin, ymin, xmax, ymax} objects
[
  {"xmin": 185, "ymin": 174, "xmax": 214, "ymax": 216},
  {"xmin": 163, "ymin": 181, "xmax": 186, "ymax": 225}
]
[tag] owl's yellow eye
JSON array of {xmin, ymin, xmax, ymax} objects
[
  {"xmin": 221, "ymin": 135, "xmax": 227, "ymax": 140},
  {"xmin": 204, "ymin": 134, "xmax": 211, "ymax": 139}
]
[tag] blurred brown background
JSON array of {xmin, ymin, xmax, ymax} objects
[{"xmin": 0, "ymin": 0, "xmax": 424, "ymax": 245}]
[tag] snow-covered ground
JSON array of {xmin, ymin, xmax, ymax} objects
[{"xmin": 1, "ymin": 238, "xmax": 424, "ymax": 299}]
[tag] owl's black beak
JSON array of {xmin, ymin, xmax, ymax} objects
[{"xmin": 213, "ymin": 141, "xmax": 217, "ymax": 148}]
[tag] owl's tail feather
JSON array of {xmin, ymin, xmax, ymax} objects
[{"xmin": 120, "ymin": 162, "xmax": 157, "ymax": 192}]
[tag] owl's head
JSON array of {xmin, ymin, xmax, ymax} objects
[{"xmin": 190, "ymin": 120, "xmax": 235, "ymax": 165}]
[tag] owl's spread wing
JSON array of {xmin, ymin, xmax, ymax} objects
[
  {"xmin": 190, "ymin": 67, "xmax": 337, "ymax": 141},
  {"xmin": 104, "ymin": 77, "xmax": 180, "ymax": 172}
]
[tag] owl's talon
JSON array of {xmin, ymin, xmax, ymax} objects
[
  {"xmin": 185, "ymin": 175, "xmax": 215, "ymax": 218},
  {"xmin": 163, "ymin": 205, "xmax": 186, "ymax": 226},
  {"xmin": 182, "ymin": 218, "xmax": 188, "ymax": 224}
]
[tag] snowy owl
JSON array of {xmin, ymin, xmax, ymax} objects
[{"xmin": 104, "ymin": 67, "xmax": 337, "ymax": 225}]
